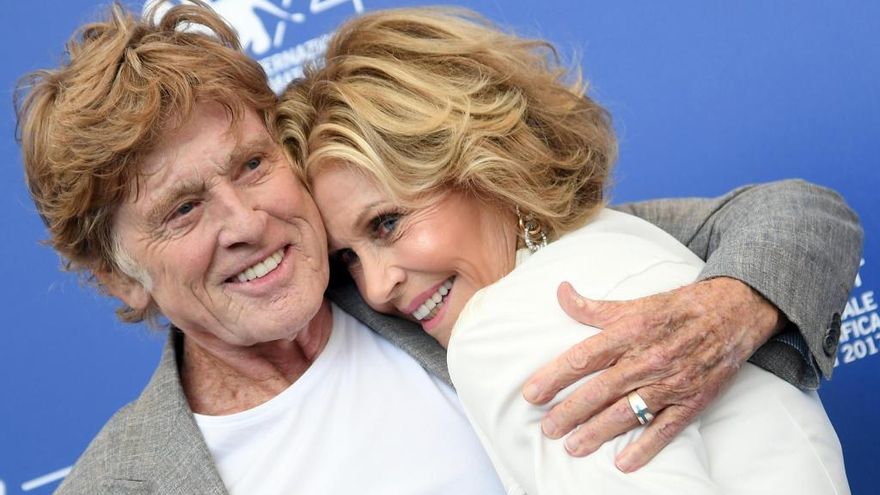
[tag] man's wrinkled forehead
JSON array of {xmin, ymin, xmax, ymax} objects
[
  {"xmin": 123, "ymin": 102, "xmax": 280, "ymax": 217},
  {"xmin": 140, "ymin": 103, "xmax": 242, "ymax": 174}
]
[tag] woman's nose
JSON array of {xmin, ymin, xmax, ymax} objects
[{"xmin": 362, "ymin": 253, "xmax": 406, "ymax": 308}]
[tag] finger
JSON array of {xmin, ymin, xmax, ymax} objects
[
  {"xmin": 557, "ymin": 282, "xmax": 616, "ymax": 327},
  {"xmin": 614, "ymin": 405, "xmax": 693, "ymax": 473},
  {"xmin": 523, "ymin": 331, "xmax": 621, "ymax": 405},
  {"xmin": 562, "ymin": 393, "xmax": 645, "ymax": 457},
  {"xmin": 541, "ymin": 363, "xmax": 645, "ymax": 439}
]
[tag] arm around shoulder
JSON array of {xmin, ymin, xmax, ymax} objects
[{"xmin": 615, "ymin": 179, "xmax": 864, "ymax": 387}]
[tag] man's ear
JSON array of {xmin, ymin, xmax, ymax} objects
[{"xmin": 96, "ymin": 269, "xmax": 151, "ymax": 311}]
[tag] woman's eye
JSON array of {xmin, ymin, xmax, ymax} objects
[
  {"xmin": 373, "ymin": 213, "xmax": 400, "ymax": 239},
  {"xmin": 337, "ymin": 248, "xmax": 359, "ymax": 267}
]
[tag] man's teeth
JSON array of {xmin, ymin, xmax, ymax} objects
[
  {"xmin": 413, "ymin": 279, "xmax": 453, "ymax": 321},
  {"xmin": 235, "ymin": 249, "xmax": 284, "ymax": 283}
]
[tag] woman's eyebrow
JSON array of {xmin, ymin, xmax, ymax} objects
[{"xmin": 354, "ymin": 201, "xmax": 383, "ymax": 231}]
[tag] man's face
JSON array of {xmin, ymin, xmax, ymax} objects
[{"xmin": 108, "ymin": 101, "xmax": 328, "ymax": 348}]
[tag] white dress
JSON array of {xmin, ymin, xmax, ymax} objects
[{"xmin": 448, "ymin": 209, "xmax": 849, "ymax": 495}]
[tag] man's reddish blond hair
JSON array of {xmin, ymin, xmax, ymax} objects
[{"xmin": 15, "ymin": 1, "xmax": 277, "ymax": 322}]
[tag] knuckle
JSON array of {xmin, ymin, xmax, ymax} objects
[
  {"xmin": 693, "ymin": 391, "xmax": 715, "ymax": 409},
  {"xmin": 614, "ymin": 399, "xmax": 638, "ymax": 425},
  {"xmin": 658, "ymin": 345, "xmax": 680, "ymax": 365},
  {"xmin": 648, "ymin": 309, "xmax": 678, "ymax": 331},
  {"xmin": 631, "ymin": 313, "xmax": 652, "ymax": 333},
  {"xmin": 571, "ymin": 424, "xmax": 601, "ymax": 450},
  {"xmin": 642, "ymin": 348, "xmax": 670, "ymax": 372},
  {"xmin": 603, "ymin": 303, "xmax": 629, "ymax": 323},
  {"xmin": 547, "ymin": 410, "xmax": 578, "ymax": 435},
  {"xmin": 555, "ymin": 396, "xmax": 585, "ymax": 423},
  {"xmin": 642, "ymin": 311, "xmax": 664, "ymax": 329},
  {"xmin": 667, "ymin": 373, "xmax": 694, "ymax": 394},
  {"xmin": 563, "ymin": 345, "xmax": 591, "ymax": 374},
  {"xmin": 652, "ymin": 419, "xmax": 680, "ymax": 445}
]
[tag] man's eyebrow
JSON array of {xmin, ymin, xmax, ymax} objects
[
  {"xmin": 146, "ymin": 179, "xmax": 207, "ymax": 226},
  {"xmin": 223, "ymin": 134, "xmax": 278, "ymax": 175}
]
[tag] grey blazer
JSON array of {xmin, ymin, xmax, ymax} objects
[{"xmin": 54, "ymin": 180, "xmax": 863, "ymax": 494}]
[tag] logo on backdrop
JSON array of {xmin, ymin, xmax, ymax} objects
[
  {"xmin": 143, "ymin": 0, "xmax": 366, "ymax": 92},
  {"xmin": 836, "ymin": 258, "xmax": 879, "ymax": 367}
]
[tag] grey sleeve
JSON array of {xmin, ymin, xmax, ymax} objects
[{"xmin": 612, "ymin": 179, "xmax": 863, "ymax": 389}]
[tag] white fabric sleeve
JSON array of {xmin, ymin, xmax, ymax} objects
[{"xmin": 447, "ymin": 210, "xmax": 720, "ymax": 495}]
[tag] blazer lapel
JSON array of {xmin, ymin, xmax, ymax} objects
[{"xmin": 110, "ymin": 331, "xmax": 228, "ymax": 494}]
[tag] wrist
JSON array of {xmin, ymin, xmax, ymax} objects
[{"xmin": 708, "ymin": 276, "xmax": 785, "ymax": 344}]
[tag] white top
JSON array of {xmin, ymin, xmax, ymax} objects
[
  {"xmin": 449, "ymin": 209, "xmax": 849, "ymax": 495},
  {"xmin": 196, "ymin": 304, "xmax": 505, "ymax": 495}
]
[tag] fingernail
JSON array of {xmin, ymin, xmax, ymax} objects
[
  {"xmin": 616, "ymin": 452, "xmax": 635, "ymax": 473},
  {"xmin": 569, "ymin": 289, "xmax": 585, "ymax": 307},
  {"xmin": 542, "ymin": 417, "xmax": 559, "ymax": 438},
  {"xmin": 523, "ymin": 382, "xmax": 541, "ymax": 402},
  {"xmin": 564, "ymin": 434, "xmax": 580, "ymax": 454}
]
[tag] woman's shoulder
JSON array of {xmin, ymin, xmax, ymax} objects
[
  {"xmin": 554, "ymin": 209, "xmax": 698, "ymax": 257},
  {"xmin": 518, "ymin": 209, "xmax": 701, "ymax": 278},
  {"xmin": 467, "ymin": 210, "xmax": 695, "ymax": 310}
]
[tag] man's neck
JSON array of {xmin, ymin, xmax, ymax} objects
[{"xmin": 180, "ymin": 299, "xmax": 334, "ymax": 415}]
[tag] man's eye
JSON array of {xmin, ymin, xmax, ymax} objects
[
  {"xmin": 176, "ymin": 201, "xmax": 197, "ymax": 217},
  {"xmin": 245, "ymin": 157, "xmax": 262, "ymax": 171}
]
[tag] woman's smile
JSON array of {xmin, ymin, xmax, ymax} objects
[
  {"xmin": 311, "ymin": 163, "xmax": 518, "ymax": 348},
  {"xmin": 407, "ymin": 277, "xmax": 454, "ymax": 322}
]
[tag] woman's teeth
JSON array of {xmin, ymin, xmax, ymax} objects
[
  {"xmin": 236, "ymin": 248, "xmax": 284, "ymax": 282},
  {"xmin": 412, "ymin": 278, "xmax": 453, "ymax": 321}
]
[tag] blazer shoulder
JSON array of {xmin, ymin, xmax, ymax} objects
[{"xmin": 54, "ymin": 401, "xmax": 148, "ymax": 494}]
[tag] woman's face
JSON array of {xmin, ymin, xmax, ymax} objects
[{"xmin": 311, "ymin": 163, "xmax": 518, "ymax": 347}]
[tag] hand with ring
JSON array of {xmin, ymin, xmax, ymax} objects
[
  {"xmin": 522, "ymin": 277, "xmax": 784, "ymax": 472},
  {"xmin": 626, "ymin": 391, "xmax": 655, "ymax": 425}
]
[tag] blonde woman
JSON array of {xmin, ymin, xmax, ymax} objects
[{"xmin": 278, "ymin": 8, "xmax": 850, "ymax": 494}]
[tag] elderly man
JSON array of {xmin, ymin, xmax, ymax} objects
[{"xmin": 16, "ymin": 2, "xmax": 861, "ymax": 494}]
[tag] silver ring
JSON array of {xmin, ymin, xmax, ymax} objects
[{"xmin": 627, "ymin": 391, "xmax": 655, "ymax": 425}]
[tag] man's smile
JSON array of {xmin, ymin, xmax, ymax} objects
[{"xmin": 233, "ymin": 247, "xmax": 286, "ymax": 283}]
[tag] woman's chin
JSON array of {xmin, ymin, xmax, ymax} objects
[{"xmin": 419, "ymin": 299, "xmax": 455, "ymax": 348}]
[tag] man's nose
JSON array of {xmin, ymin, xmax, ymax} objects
[
  {"xmin": 215, "ymin": 184, "xmax": 266, "ymax": 249},
  {"xmin": 362, "ymin": 252, "xmax": 405, "ymax": 309}
]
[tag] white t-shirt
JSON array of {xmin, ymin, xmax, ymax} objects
[
  {"xmin": 196, "ymin": 304, "xmax": 505, "ymax": 495},
  {"xmin": 448, "ymin": 209, "xmax": 849, "ymax": 495}
]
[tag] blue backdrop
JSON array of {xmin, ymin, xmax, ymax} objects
[{"xmin": 1, "ymin": 1, "xmax": 877, "ymax": 493}]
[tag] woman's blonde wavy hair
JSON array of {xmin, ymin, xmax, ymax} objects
[
  {"xmin": 278, "ymin": 7, "xmax": 617, "ymax": 240},
  {"xmin": 15, "ymin": 1, "xmax": 277, "ymax": 323}
]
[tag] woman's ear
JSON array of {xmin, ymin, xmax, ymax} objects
[{"xmin": 96, "ymin": 269, "xmax": 152, "ymax": 311}]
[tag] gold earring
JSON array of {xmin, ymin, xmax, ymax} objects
[{"xmin": 516, "ymin": 205, "xmax": 547, "ymax": 252}]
